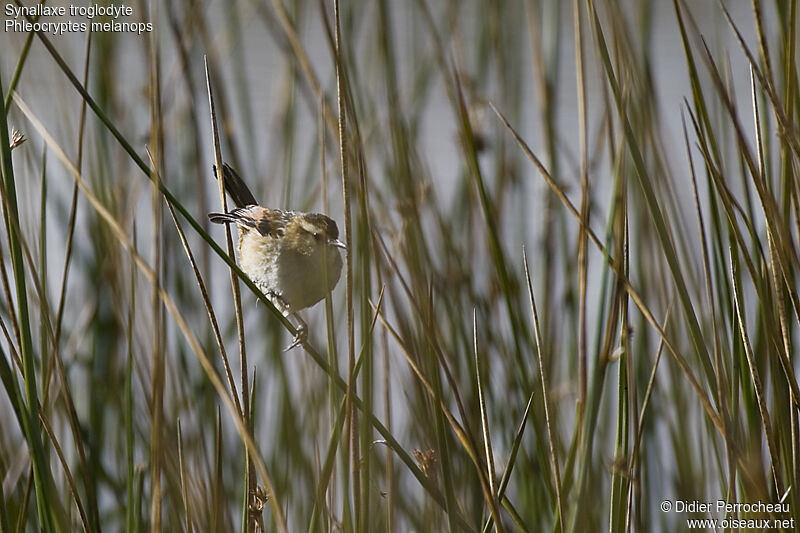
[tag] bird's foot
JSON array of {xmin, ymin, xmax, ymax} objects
[{"xmin": 285, "ymin": 321, "xmax": 307, "ymax": 351}]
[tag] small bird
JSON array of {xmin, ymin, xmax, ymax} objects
[{"xmin": 208, "ymin": 164, "xmax": 345, "ymax": 349}]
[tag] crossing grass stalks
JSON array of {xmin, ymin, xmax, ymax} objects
[{"xmin": 1, "ymin": 0, "xmax": 798, "ymax": 531}]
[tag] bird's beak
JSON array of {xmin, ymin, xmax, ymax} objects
[{"xmin": 329, "ymin": 239, "xmax": 347, "ymax": 250}]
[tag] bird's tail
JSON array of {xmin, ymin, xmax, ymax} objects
[{"xmin": 211, "ymin": 163, "xmax": 258, "ymax": 208}]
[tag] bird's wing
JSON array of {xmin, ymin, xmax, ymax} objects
[{"xmin": 227, "ymin": 206, "xmax": 289, "ymax": 238}]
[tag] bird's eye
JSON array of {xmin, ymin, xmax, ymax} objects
[{"xmin": 313, "ymin": 232, "xmax": 321, "ymax": 241}]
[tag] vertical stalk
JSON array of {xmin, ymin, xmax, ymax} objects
[{"xmin": 333, "ymin": 0, "xmax": 357, "ymax": 527}]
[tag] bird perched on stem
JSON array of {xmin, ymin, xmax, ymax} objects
[{"xmin": 209, "ymin": 164, "xmax": 345, "ymax": 349}]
